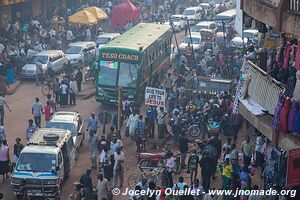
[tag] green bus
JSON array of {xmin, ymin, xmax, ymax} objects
[{"xmin": 96, "ymin": 23, "xmax": 173, "ymax": 104}]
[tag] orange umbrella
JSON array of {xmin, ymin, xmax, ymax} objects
[
  {"xmin": 84, "ymin": 6, "xmax": 108, "ymax": 20},
  {"xmin": 68, "ymin": 10, "xmax": 98, "ymax": 25}
]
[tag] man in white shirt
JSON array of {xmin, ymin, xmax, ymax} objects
[
  {"xmin": 86, "ymin": 28, "xmax": 91, "ymax": 41},
  {"xmin": 59, "ymin": 82, "xmax": 68, "ymax": 107},
  {"xmin": 0, "ymin": 94, "xmax": 11, "ymax": 126},
  {"xmin": 66, "ymin": 29, "xmax": 74, "ymax": 42},
  {"xmin": 126, "ymin": 110, "xmax": 139, "ymax": 139},
  {"xmin": 49, "ymin": 28, "xmax": 56, "ymax": 38},
  {"xmin": 32, "ymin": 97, "xmax": 43, "ymax": 128},
  {"xmin": 112, "ymin": 147, "xmax": 125, "ymax": 188},
  {"xmin": 157, "ymin": 107, "xmax": 167, "ymax": 139},
  {"xmin": 69, "ymin": 78, "xmax": 76, "ymax": 105}
]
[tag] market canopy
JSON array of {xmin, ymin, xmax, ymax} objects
[
  {"xmin": 84, "ymin": 6, "xmax": 108, "ymax": 20},
  {"xmin": 111, "ymin": 0, "xmax": 140, "ymax": 28},
  {"xmin": 68, "ymin": 10, "xmax": 98, "ymax": 25}
]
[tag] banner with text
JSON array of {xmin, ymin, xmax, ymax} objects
[{"xmin": 145, "ymin": 87, "xmax": 166, "ymax": 107}]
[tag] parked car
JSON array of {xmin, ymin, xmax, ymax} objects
[
  {"xmin": 179, "ymin": 34, "xmax": 202, "ymax": 52},
  {"xmin": 191, "ymin": 21, "xmax": 217, "ymax": 35},
  {"xmin": 182, "ymin": 7, "xmax": 203, "ymax": 25},
  {"xmin": 164, "ymin": 14, "xmax": 185, "ymax": 32},
  {"xmin": 243, "ymin": 29, "xmax": 259, "ymax": 45},
  {"xmin": 21, "ymin": 50, "xmax": 68, "ymax": 79},
  {"xmin": 65, "ymin": 41, "xmax": 96, "ymax": 67},
  {"xmin": 95, "ymin": 33, "xmax": 121, "ymax": 48},
  {"xmin": 46, "ymin": 111, "xmax": 85, "ymax": 157},
  {"xmin": 11, "ymin": 129, "xmax": 76, "ymax": 199}
]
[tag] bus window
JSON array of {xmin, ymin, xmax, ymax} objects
[
  {"xmin": 152, "ymin": 52, "xmax": 155, "ymax": 60},
  {"xmin": 118, "ymin": 63, "xmax": 138, "ymax": 88},
  {"xmin": 98, "ymin": 61, "xmax": 118, "ymax": 86}
]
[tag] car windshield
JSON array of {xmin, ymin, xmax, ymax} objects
[
  {"xmin": 96, "ymin": 37, "xmax": 110, "ymax": 44},
  {"xmin": 29, "ymin": 55, "xmax": 48, "ymax": 64},
  {"xmin": 171, "ymin": 16, "xmax": 181, "ymax": 22},
  {"xmin": 98, "ymin": 61, "xmax": 118, "ymax": 86},
  {"xmin": 66, "ymin": 46, "xmax": 82, "ymax": 54},
  {"xmin": 46, "ymin": 122, "xmax": 76, "ymax": 134},
  {"xmin": 16, "ymin": 153, "xmax": 57, "ymax": 172},
  {"xmin": 244, "ymin": 32, "xmax": 255, "ymax": 39},
  {"xmin": 183, "ymin": 10, "xmax": 195, "ymax": 15},
  {"xmin": 184, "ymin": 37, "xmax": 201, "ymax": 44},
  {"xmin": 118, "ymin": 62, "xmax": 138, "ymax": 88},
  {"xmin": 192, "ymin": 25, "xmax": 208, "ymax": 32}
]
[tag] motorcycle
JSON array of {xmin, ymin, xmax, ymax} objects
[
  {"xmin": 137, "ymin": 151, "xmax": 182, "ymax": 174},
  {"xmin": 70, "ymin": 182, "xmax": 97, "ymax": 200},
  {"xmin": 84, "ymin": 67, "xmax": 95, "ymax": 82}
]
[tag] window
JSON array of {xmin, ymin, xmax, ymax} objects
[{"xmin": 58, "ymin": 152, "xmax": 62, "ymax": 165}]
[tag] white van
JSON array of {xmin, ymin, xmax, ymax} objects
[
  {"xmin": 183, "ymin": 7, "xmax": 203, "ymax": 25},
  {"xmin": 65, "ymin": 41, "xmax": 96, "ymax": 67},
  {"xmin": 95, "ymin": 33, "xmax": 121, "ymax": 48},
  {"xmin": 191, "ymin": 21, "xmax": 217, "ymax": 35},
  {"xmin": 11, "ymin": 129, "xmax": 76, "ymax": 199},
  {"xmin": 214, "ymin": 9, "xmax": 236, "ymax": 27}
]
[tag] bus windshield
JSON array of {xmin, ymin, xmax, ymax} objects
[
  {"xmin": 98, "ymin": 61, "xmax": 139, "ymax": 88},
  {"xmin": 118, "ymin": 62, "xmax": 138, "ymax": 87}
]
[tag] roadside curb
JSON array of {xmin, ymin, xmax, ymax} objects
[{"xmin": 7, "ymin": 80, "xmax": 22, "ymax": 95}]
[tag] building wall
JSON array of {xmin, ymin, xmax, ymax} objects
[
  {"xmin": 282, "ymin": 11, "xmax": 300, "ymax": 37},
  {"xmin": 242, "ymin": 0, "xmax": 278, "ymax": 28},
  {"xmin": 32, "ymin": 0, "xmax": 43, "ymax": 17}
]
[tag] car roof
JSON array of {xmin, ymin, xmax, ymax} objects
[
  {"xmin": 51, "ymin": 111, "xmax": 79, "ymax": 123},
  {"xmin": 97, "ymin": 33, "xmax": 121, "ymax": 38},
  {"xmin": 244, "ymin": 29, "xmax": 259, "ymax": 34},
  {"xmin": 22, "ymin": 145, "xmax": 59, "ymax": 154},
  {"xmin": 195, "ymin": 21, "xmax": 215, "ymax": 26},
  {"xmin": 35, "ymin": 50, "xmax": 64, "ymax": 56},
  {"xmin": 186, "ymin": 34, "xmax": 201, "ymax": 38},
  {"xmin": 171, "ymin": 14, "xmax": 184, "ymax": 18},
  {"xmin": 69, "ymin": 41, "xmax": 95, "ymax": 46},
  {"xmin": 185, "ymin": 6, "xmax": 201, "ymax": 10}
]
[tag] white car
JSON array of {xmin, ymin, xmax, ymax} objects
[
  {"xmin": 229, "ymin": 36, "xmax": 248, "ymax": 49},
  {"xmin": 21, "ymin": 50, "xmax": 68, "ymax": 78},
  {"xmin": 182, "ymin": 7, "xmax": 203, "ymax": 25},
  {"xmin": 95, "ymin": 33, "xmax": 121, "ymax": 48},
  {"xmin": 65, "ymin": 41, "xmax": 96, "ymax": 67},
  {"xmin": 191, "ymin": 21, "xmax": 216, "ymax": 35},
  {"xmin": 164, "ymin": 15, "xmax": 185, "ymax": 32},
  {"xmin": 179, "ymin": 34, "xmax": 202, "ymax": 52}
]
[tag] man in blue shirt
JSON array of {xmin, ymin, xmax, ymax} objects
[{"xmin": 87, "ymin": 112, "xmax": 99, "ymax": 134}]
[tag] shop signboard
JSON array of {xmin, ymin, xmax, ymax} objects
[
  {"xmin": 286, "ymin": 148, "xmax": 300, "ymax": 187},
  {"xmin": 144, "ymin": 87, "xmax": 166, "ymax": 107},
  {"xmin": 264, "ymin": 30, "xmax": 279, "ymax": 49}
]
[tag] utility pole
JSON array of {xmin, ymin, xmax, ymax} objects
[
  {"xmin": 169, "ymin": 17, "xmax": 179, "ymax": 51},
  {"xmin": 222, "ymin": 20, "xmax": 229, "ymax": 77},
  {"xmin": 117, "ymin": 87, "xmax": 122, "ymax": 138},
  {"xmin": 186, "ymin": 18, "xmax": 197, "ymax": 67}
]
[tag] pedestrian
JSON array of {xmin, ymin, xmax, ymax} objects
[
  {"xmin": 157, "ymin": 107, "xmax": 168, "ymax": 139},
  {"xmin": 222, "ymin": 158, "xmax": 233, "ymax": 190},
  {"xmin": 26, "ymin": 119, "xmax": 37, "ymax": 141},
  {"xmin": 172, "ymin": 109, "xmax": 181, "ymax": 144},
  {"xmin": 79, "ymin": 169, "xmax": 93, "ymax": 199},
  {"xmin": 172, "ymin": 176, "xmax": 187, "ymax": 191},
  {"xmin": 13, "ymin": 138, "xmax": 23, "ymax": 168},
  {"xmin": 66, "ymin": 28, "xmax": 74, "ymax": 42},
  {"xmin": 47, "ymin": 94, "xmax": 56, "ymax": 113},
  {"xmin": 241, "ymin": 135, "xmax": 254, "ymax": 168},
  {"xmin": 133, "ymin": 115, "xmax": 146, "ymax": 152},
  {"xmin": 0, "ymin": 94, "xmax": 11, "ymax": 125},
  {"xmin": 146, "ymin": 107, "xmax": 155, "ymax": 139},
  {"xmin": 87, "ymin": 112, "xmax": 99, "ymax": 134},
  {"xmin": 99, "ymin": 147, "xmax": 112, "ymax": 182},
  {"xmin": 86, "ymin": 27, "xmax": 92, "ymax": 41},
  {"xmin": 200, "ymin": 150, "xmax": 214, "ymax": 192},
  {"xmin": 59, "ymin": 81, "xmax": 68, "ymax": 107},
  {"xmin": 255, "ymin": 132, "xmax": 265, "ymax": 168},
  {"xmin": 43, "ymin": 101, "xmax": 52, "ymax": 122},
  {"xmin": 204, "ymin": 190, "xmax": 217, "ymax": 200},
  {"xmin": 165, "ymin": 151, "xmax": 175, "ymax": 188},
  {"xmin": 184, "ymin": 17, "xmax": 188, "ymax": 36},
  {"xmin": 0, "ymin": 140, "xmax": 10, "ymax": 182},
  {"xmin": 75, "ymin": 68, "xmax": 83, "ymax": 92},
  {"xmin": 165, "ymin": 73, "xmax": 173, "ymax": 94},
  {"xmin": 248, "ymin": 185, "xmax": 264, "ymax": 200},
  {"xmin": 112, "ymin": 147, "xmax": 125, "ymax": 188},
  {"xmin": 98, "ymin": 135, "xmax": 109, "ymax": 153},
  {"xmin": 35, "ymin": 60, "xmax": 43, "ymax": 86},
  {"xmin": 32, "ymin": 97, "xmax": 43, "ymax": 128},
  {"xmin": 107, "ymin": 127, "xmax": 117, "ymax": 142},
  {"xmin": 110, "ymin": 135, "xmax": 123, "ymax": 168},
  {"xmin": 69, "ymin": 77, "xmax": 76, "ymax": 105},
  {"xmin": 187, "ymin": 150, "xmax": 200, "ymax": 184},
  {"xmin": 0, "ymin": 125, "xmax": 5, "ymax": 142},
  {"xmin": 88, "ymin": 131, "xmax": 98, "ymax": 169},
  {"xmin": 190, "ymin": 179, "xmax": 204, "ymax": 200},
  {"xmin": 97, "ymin": 173, "xmax": 110, "ymax": 200},
  {"xmin": 127, "ymin": 110, "xmax": 139, "ymax": 140},
  {"xmin": 53, "ymin": 78, "xmax": 60, "ymax": 104},
  {"xmin": 179, "ymin": 133, "xmax": 188, "ymax": 168}
]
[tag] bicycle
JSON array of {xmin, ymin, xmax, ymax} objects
[
  {"xmin": 127, "ymin": 165, "xmax": 170, "ymax": 190},
  {"xmin": 42, "ymin": 79, "xmax": 53, "ymax": 96}
]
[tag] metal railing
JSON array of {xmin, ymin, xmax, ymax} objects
[{"xmin": 290, "ymin": 0, "xmax": 300, "ymax": 12}]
